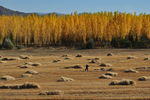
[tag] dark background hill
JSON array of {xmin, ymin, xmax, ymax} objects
[
  {"xmin": 0, "ymin": 6, "xmax": 63, "ymax": 16},
  {"xmin": 0, "ymin": 6, "xmax": 30, "ymax": 15}
]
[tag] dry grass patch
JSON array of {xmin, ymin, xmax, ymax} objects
[
  {"xmin": 109, "ymin": 79, "xmax": 136, "ymax": 85},
  {"xmin": 57, "ymin": 76, "xmax": 74, "ymax": 82},
  {"xmin": 0, "ymin": 82, "xmax": 40, "ymax": 89},
  {"xmin": 138, "ymin": 76, "xmax": 150, "ymax": 81},
  {"xmin": 39, "ymin": 90, "xmax": 64, "ymax": 95},
  {"xmin": 0, "ymin": 75, "xmax": 15, "ymax": 81}
]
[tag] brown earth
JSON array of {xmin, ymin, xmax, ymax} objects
[{"xmin": 0, "ymin": 48, "xmax": 150, "ymax": 100}]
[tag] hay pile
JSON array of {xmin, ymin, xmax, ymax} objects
[
  {"xmin": 53, "ymin": 60, "xmax": 61, "ymax": 63},
  {"xmin": 25, "ymin": 62, "xmax": 41, "ymax": 66},
  {"xmin": 64, "ymin": 64, "xmax": 83, "ymax": 69},
  {"xmin": 144, "ymin": 57, "xmax": 149, "ymax": 61},
  {"xmin": 1, "ymin": 57, "xmax": 19, "ymax": 61},
  {"xmin": 19, "ymin": 55, "xmax": 30, "ymax": 59},
  {"xmin": 107, "ymin": 53, "xmax": 113, "ymax": 56},
  {"xmin": 109, "ymin": 79, "xmax": 136, "ymax": 85},
  {"xmin": 135, "ymin": 67, "xmax": 150, "ymax": 71},
  {"xmin": 104, "ymin": 72, "xmax": 118, "ymax": 76},
  {"xmin": 89, "ymin": 59, "xmax": 99, "ymax": 64},
  {"xmin": 99, "ymin": 63, "xmax": 112, "ymax": 67},
  {"xmin": 99, "ymin": 74, "xmax": 112, "ymax": 79},
  {"xmin": 76, "ymin": 54, "xmax": 82, "ymax": 57},
  {"xmin": 39, "ymin": 90, "xmax": 64, "ymax": 95},
  {"xmin": 127, "ymin": 56, "xmax": 136, "ymax": 59},
  {"xmin": 18, "ymin": 65, "xmax": 32, "ymax": 68},
  {"xmin": 57, "ymin": 76, "xmax": 74, "ymax": 82},
  {"xmin": 0, "ymin": 75, "xmax": 15, "ymax": 81},
  {"xmin": 100, "ymin": 68, "xmax": 113, "ymax": 71},
  {"xmin": 0, "ymin": 82, "xmax": 40, "ymax": 89},
  {"xmin": 61, "ymin": 55, "xmax": 68, "ymax": 57},
  {"xmin": 64, "ymin": 57, "xmax": 71, "ymax": 60},
  {"xmin": 25, "ymin": 70, "xmax": 39, "ymax": 75},
  {"xmin": 138, "ymin": 76, "xmax": 150, "ymax": 81},
  {"xmin": 124, "ymin": 69, "xmax": 138, "ymax": 73}
]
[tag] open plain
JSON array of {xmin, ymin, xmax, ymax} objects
[{"xmin": 0, "ymin": 48, "xmax": 149, "ymax": 100}]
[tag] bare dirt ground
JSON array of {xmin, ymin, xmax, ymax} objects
[{"xmin": 0, "ymin": 48, "xmax": 150, "ymax": 100}]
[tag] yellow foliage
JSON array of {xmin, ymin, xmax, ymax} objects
[{"xmin": 0, "ymin": 12, "xmax": 150, "ymax": 46}]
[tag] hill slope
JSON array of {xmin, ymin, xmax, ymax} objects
[{"xmin": 0, "ymin": 6, "xmax": 29, "ymax": 16}]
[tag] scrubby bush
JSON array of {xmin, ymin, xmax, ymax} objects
[
  {"xmin": 86, "ymin": 38, "xmax": 95, "ymax": 49},
  {"xmin": 2, "ymin": 38, "xmax": 15, "ymax": 49}
]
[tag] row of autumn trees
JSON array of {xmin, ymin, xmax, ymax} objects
[{"xmin": 0, "ymin": 12, "xmax": 150, "ymax": 48}]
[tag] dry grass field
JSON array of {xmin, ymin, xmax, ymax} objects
[{"xmin": 0, "ymin": 48, "xmax": 150, "ymax": 100}]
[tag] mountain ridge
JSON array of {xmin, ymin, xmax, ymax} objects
[{"xmin": 0, "ymin": 6, "xmax": 63, "ymax": 16}]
